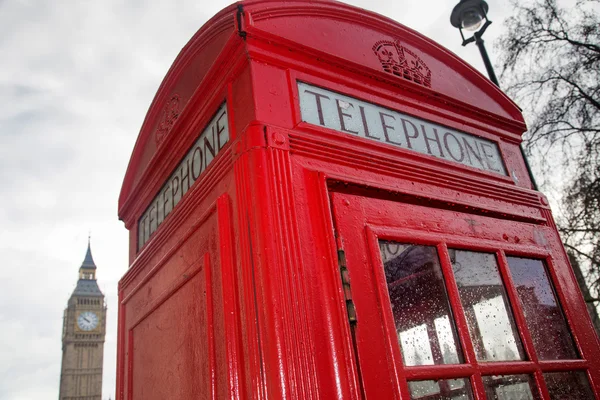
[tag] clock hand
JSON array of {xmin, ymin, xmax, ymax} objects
[{"xmin": 83, "ymin": 317, "xmax": 90, "ymax": 323}]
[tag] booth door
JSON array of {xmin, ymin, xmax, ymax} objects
[{"xmin": 331, "ymin": 192, "xmax": 600, "ymax": 400}]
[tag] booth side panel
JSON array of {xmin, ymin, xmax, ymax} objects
[
  {"xmin": 117, "ymin": 180, "xmax": 246, "ymax": 400},
  {"xmin": 216, "ymin": 194, "xmax": 248, "ymax": 400},
  {"xmin": 234, "ymin": 152, "xmax": 268, "ymax": 400},
  {"xmin": 262, "ymin": 145, "xmax": 318, "ymax": 399},
  {"xmin": 294, "ymin": 166, "xmax": 364, "ymax": 400},
  {"xmin": 242, "ymin": 59, "xmax": 368, "ymax": 399},
  {"xmin": 124, "ymin": 213, "xmax": 217, "ymax": 399},
  {"xmin": 234, "ymin": 141, "xmax": 287, "ymax": 400},
  {"xmin": 116, "ymin": 290, "xmax": 125, "ymax": 400},
  {"xmin": 232, "ymin": 127, "xmax": 386, "ymax": 400},
  {"xmin": 233, "ymin": 125, "xmax": 326, "ymax": 399}
]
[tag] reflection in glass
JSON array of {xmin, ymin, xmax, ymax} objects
[
  {"xmin": 399, "ymin": 324, "xmax": 434, "ymax": 365},
  {"xmin": 483, "ymin": 374, "xmax": 539, "ymax": 399},
  {"xmin": 408, "ymin": 379, "xmax": 473, "ymax": 399},
  {"xmin": 379, "ymin": 242, "xmax": 463, "ymax": 366},
  {"xmin": 507, "ymin": 257, "xmax": 578, "ymax": 360},
  {"xmin": 450, "ymin": 250, "xmax": 524, "ymax": 361},
  {"xmin": 544, "ymin": 371, "xmax": 595, "ymax": 400}
]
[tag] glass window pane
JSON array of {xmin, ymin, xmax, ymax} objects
[
  {"xmin": 379, "ymin": 242, "xmax": 463, "ymax": 366},
  {"xmin": 507, "ymin": 257, "xmax": 579, "ymax": 360},
  {"xmin": 408, "ymin": 378, "xmax": 473, "ymax": 399},
  {"xmin": 450, "ymin": 250, "xmax": 525, "ymax": 361},
  {"xmin": 483, "ymin": 374, "xmax": 539, "ymax": 399},
  {"xmin": 544, "ymin": 371, "xmax": 594, "ymax": 400}
]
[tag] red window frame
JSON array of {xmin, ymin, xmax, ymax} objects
[{"xmin": 331, "ymin": 191, "xmax": 600, "ymax": 399}]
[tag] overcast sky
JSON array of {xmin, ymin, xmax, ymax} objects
[{"xmin": 0, "ymin": 0, "xmax": 514, "ymax": 399}]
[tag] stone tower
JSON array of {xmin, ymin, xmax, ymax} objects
[{"xmin": 59, "ymin": 240, "xmax": 106, "ymax": 400}]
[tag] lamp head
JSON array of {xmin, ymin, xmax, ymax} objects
[
  {"xmin": 450, "ymin": 0, "xmax": 491, "ymax": 45},
  {"xmin": 461, "ymin": 7, "xmax": 485, "ymax": 31}
]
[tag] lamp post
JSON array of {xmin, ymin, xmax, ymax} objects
[
  {"xmin": 450, "ymin": 0, "xmax": 499, "ymax": 86},
  {"xmin": 450, "ymin": 0, "xmax": 538, "ymax": 190}
]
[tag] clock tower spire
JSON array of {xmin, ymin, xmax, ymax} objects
[
  {"xmin": 59, "ymin": 239, "xmax": 106, "ymax": 400},
  {"xmin": 79, "ymin": 236, "xmax": 97, "ymax": 280}
]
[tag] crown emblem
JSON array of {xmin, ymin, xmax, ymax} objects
[
  {"xmin": 373, "ymin": 40, "xmax": 432, "ymax": 88},
  {"xmin": 155, "ymin": 94, "xmax": 181, "ymax": 145}
]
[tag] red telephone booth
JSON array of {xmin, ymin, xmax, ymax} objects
[{"xmin": 117, "ymin": 1, "xmax": 600, "ymax": 399}]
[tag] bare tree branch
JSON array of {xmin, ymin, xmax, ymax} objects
[{"xmin": 497, "ymin": 0, "xmax": 600, "ymax": 325}]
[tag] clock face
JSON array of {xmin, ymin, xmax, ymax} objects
[{"xmin": 77, "ymin": 311, "xmax": 99, "ymax": 331}]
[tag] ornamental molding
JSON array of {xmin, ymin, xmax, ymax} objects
[
  {"xmin": 155, "ymin": 94, "xmax": 181, "ymax": 145},
  {"xmin": 373, "ymin": 40, "xmax": 432, "ymax": 88}
]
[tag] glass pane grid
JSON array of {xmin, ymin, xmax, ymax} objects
[
  {"xmin": 378, "ymin": 241, "xmax": 464, "ymax": 367},
  {"xmin": 408, "ymin": 378, "xmax": 474, "ymax": 400},
  {"xmin": 494, "ymin": 251, "xmax": 541, "ymax": 366},
  {"xmin": 482, "ymin": 374, "xmax": 540, "ymax": 400},
  {"xmin": 544, "ymin": 371, "xmax": 595, "ymax": 400},
  {"xmin": 378, "ymin": 240, "xmax": 591, "ymax": 400},
  {"xmin": 450, "ymin": 249, "xmax": 525, "ymax": 362},
  {"xmin": 505, "ymin": 256, "xmax": 579, "ymax": 360},
  {"xmin": 436, "ymin": 243, "xmax": 488, "ymax": 367}
]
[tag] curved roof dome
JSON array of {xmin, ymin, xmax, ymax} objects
[{"xmin": 119, "ymin": 0, "xmax": 525, "ymax": 217}]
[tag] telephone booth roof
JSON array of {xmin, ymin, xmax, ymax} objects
[{"xmin": 118, "ymin": 0, "xmax": 526, "ymax": 222}]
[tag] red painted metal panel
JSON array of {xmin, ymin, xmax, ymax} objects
[
  {"xmin": 331, "ymin": 193, "xmax": 600, "ymax": 398},
  {"xmin": 217, "ymin": 195, "xmax": 245, "ymax": 400}
]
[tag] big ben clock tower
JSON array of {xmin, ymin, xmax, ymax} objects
[{"xmin": 59, "ymin": 240, "xmax": 106, "ymax": 400}]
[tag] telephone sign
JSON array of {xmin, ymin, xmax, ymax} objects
[{"xmin": 299, "ymin": 82, "xmax": 506, "ymax": 174}]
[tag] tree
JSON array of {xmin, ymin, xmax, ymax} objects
[{"xmin": 497, "ymin": 0, "xmax": 600, "ymax": 331}]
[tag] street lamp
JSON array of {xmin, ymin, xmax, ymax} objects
[
  {"xmin": 450, "ymin": 0, "xmax": 538, "ymax": 190},
  {"xmin": 450, "ymin": 0, "xmax": 499, "ymax": 86}
]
